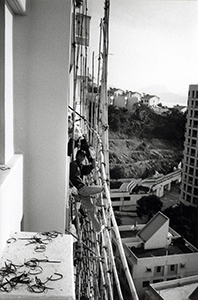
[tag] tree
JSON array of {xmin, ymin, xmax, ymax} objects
[
  {"xmin": 136, "ymin": 195, "xmax": 163, "ymax": 222},
  {"xmin": 163, "ymin": 203, "xmax": 197, "ymax": 247}
]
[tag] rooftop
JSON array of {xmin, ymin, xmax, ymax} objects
[
  {"xmin": 147, "ymin": 275, "xmax": 198, "ymax": 300},
  {"xmin": 130, "ymin": 238, "xmax": 197, "ymax": 258}
]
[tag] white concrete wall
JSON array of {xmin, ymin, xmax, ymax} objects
[
  {"xmin": 13, "ymin": 0, "xmax": 72, "ymax": 232},
  {"xmin": 131, "ymin": 251, "xmax": 198, "ymax": 295},
  {"xmin": 144, "ymin": 221, "xmax": 169, "ymax": 250},
  {"xmin": 0, "ymin": 155, "xmax": 23, "ymax": 254}
]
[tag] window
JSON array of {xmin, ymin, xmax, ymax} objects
[
  {"xmin": 187, "ymin": 194, "xmax": 191, "ymax": 202},
  {"xmin": 168, "ymin": 264, "xmax": 178, "ymax": 275},
  {"xmin": 194, "ymin": 120, "xmax": 198, "ymax": 128},
  {"xmin": 187, "ymin": 186, "xmax": 192, "ymax": 193},
  {"xmin": 189, "ymin": 167, "xmax": 194, "ymax": 175},
  {"xmin": 191, "ymin": 148, "xmax": 195, "ymax": 156},
  {"xmin": 195, "ymin": 110, "xmax": 198, "ymax": 118},
  {"xmin": 154, "ymin": 266, "xmax": 164, "ymax": 276},
  {"xmin": 170, "ymin": 265, "xmax": 175, "ymax": 271},
  {"xmin": 142, "ymin": 281, "xmax": 150, "ymax": 288},
  {"xmin": 193, "ymin": 196, "xmax": 198, "ymax": 205},
  {"xmin": 194, "ymin": 188, "xmax": 198, "ymax": 196},
  {"xmin": 157, "ymin": 266, "xmax": 161, "ymax": 272},
  {"xmin": 190, "ymin": 158, "xmax": 195, "ymax": 166},
  {"xmin": 192, "ymin": 130, "xmax": 197, "ymax": 138}
]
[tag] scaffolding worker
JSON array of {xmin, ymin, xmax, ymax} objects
[{"xmin": 70, "ymin": 148, "xmax": 104, "ymax": 233}]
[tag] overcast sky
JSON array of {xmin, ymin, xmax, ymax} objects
[{"xmin": 90, "ymin": 0, "xmax": 198, "ymax": 98}]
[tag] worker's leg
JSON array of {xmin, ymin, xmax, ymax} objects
[
  {"xmin": 80, "ymin": 196, "xmax": 101, "ymax": 232},
  {"xmin": 78, "ymin": 185, "xmax": 104, "ymax": 197}
]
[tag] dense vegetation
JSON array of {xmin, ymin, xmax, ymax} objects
[
  {"xmin": 164, "ymin": 203, "xmax": 197, "ymax": 246},
  {"xmin": 108, "ymin": 104, "xmax": 186, "ymax": 145},
  {"xmin": 108, "ymin": 104, "xmax": 186, "ymax": 179}
]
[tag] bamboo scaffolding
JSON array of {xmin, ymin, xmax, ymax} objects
[
  {"xmin": 70, "ymin": 0, "xmax": 139, "ymax": 298},
  {"xmin": 69, "ymin": 108, "xmax": 139, "ymax": 300},
  {"xmin": 96, "ymin": 238, "xmax": 109, "ymax": 300},
  {"xmin": 99, "ymin": 146, "xmax": 139, "ymax": 300},
  {"xmin": 99, "ymin": 231, "xmax": 114, "ymax": 300},
  {"xmin": 100, "ymin": 207, "xmax": 124, "ymax": 300}
]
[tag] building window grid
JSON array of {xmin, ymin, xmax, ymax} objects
[{"xmin": 181, "ymin": 87, "xmax": 198, "ymax": 204}]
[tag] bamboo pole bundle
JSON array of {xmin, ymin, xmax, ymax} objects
[
  {"xmin": 99, "ymin": 231, "xmax": 114, "ymax": 300},
  {"xmin": 99, "ymin": 146, "xmax": 139, "ymax": 300},
  {"xmin": 100, "ymin": 208, "xmax": 124, "ymax": 300},
  {"xmin": 95, "ymin": 237, "xmax": 109, "ymax": 300},
  {"xmin": 91, "ymin": 51, "xmax": 95, "ymax": 146},
  {"xmin": 68, "ymin": 102, "xmax": 139, "ymax": 299}
]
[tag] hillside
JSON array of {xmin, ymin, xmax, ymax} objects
[{"xmin": 108, "ymin": 104, "xmax": 186, "ymax": 179}]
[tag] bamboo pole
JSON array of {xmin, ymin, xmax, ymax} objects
[
  {"xmin": 100, "ymin": 0, "xmax": 110, "ymax": 179},
  {"xmin": 99, "ymin": 146, "xmax": 139, "ymax": 300},
  {"xmin": 91, "ymin": 51, "xmax": 95, "ymax": 146},
  {"xmin": 96, "ymin": 19, "xmax": 102, "ymax": 134},
  {"xmin": 99, "ymin": 232, "xmax": 114, "ymax": 300},
  {"xmin": 96, "ymin": 238, "xmax": 109, "ymax": 300},
  {"xmin": 100, "ymin": 205, "xmax": 124, "ymax": 300}
]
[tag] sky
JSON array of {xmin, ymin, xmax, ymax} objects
[{"xmin": 89, "ymin": 0, "xmax": 198, "ymax": 104}]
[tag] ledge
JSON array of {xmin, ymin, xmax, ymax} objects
[{"xmin": 6, "ymin": 0, "xmax": 26, "ymax": 15}]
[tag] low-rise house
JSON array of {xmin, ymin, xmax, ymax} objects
[
  {"xmin": 125, "ymin": 91, "xmax": 142, "ymax": 110},
  {"xmin": 109, "ymin": 90, "xmax": 141, "ymax": 109},
  {"xmin": 152, "ymin": 106, "xmax": 169, "ymax": 115},
  {"xmin": 173, "ymin": 104, "xmax": 187, "ymax": 113},
  {"xmin": 114, "ymin": 88, "xmax": 125, "ymax": 96},
  {"xmin": 112, "ymin": 212, "xmax": 198, "ymax": 299},
  {"xmin": 145, "ymin": 275, "xmax": 198, "ymax": 300},
  {"xmin": 113, "ymin": 94, "xmax": 128, "ymax": 108},
  {"xmin": 141, "ymin": 94, "xmax": 160, "ymax": 107}
]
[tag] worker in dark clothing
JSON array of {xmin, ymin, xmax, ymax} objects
[{"xmin": 70, "ymin": 149, "xmax": 104, "ymax": 232}]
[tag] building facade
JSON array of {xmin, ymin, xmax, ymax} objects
[
  {"xmin": 180, "ymin": 84, "xmax": 198, "ymax": 205},
  {"xmin": 141, "ymin": 94, "xmax": 160, "ymax": 107},
  {"xmin": 0, "ymin": 0, "xmax": 92, "ymax": 254},
  {"xmin": 113, "ymin": 212, "xmax": 198, "ymax": 299},
  {"xmin": 145, "ymin": 275, "xmax": 198, "ymax": 300}
]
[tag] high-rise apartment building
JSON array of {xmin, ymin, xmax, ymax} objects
[{"xmin": 180, "ymin": 84, "xmax": 198, "ymax": 205}]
